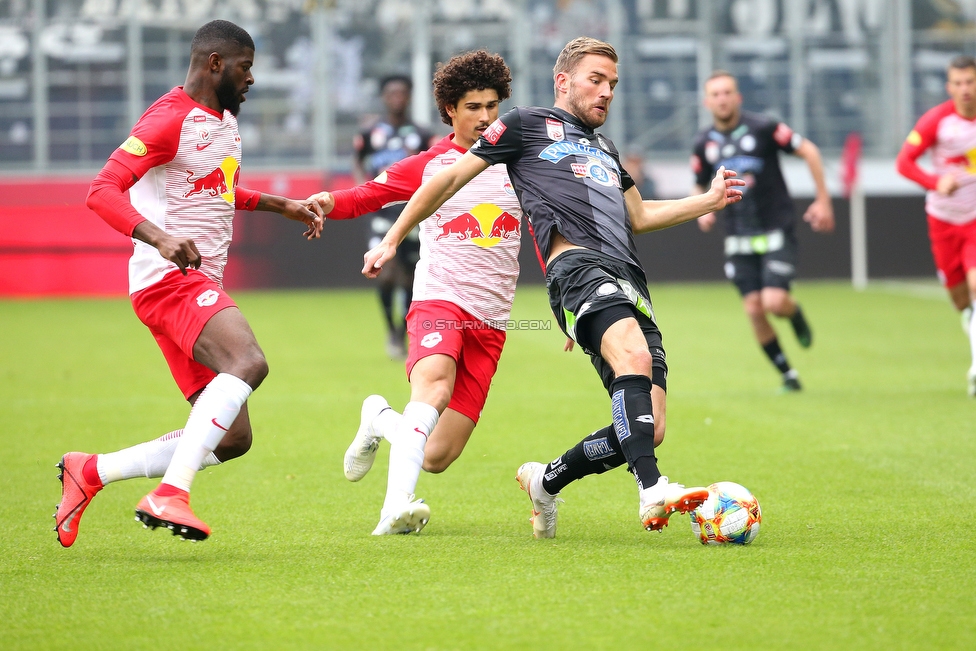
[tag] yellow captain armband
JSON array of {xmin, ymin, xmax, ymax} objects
[
  {"xmin": 119, "ymin": 136, "xmax": 147, "ymax": 156},
  {"xmin": 906, "ymin": 130, "xmax": 922, "ymax": 147}
]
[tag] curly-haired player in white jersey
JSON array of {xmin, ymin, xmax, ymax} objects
[
  {"xmin": 53, "ymin": 20, "xmax": 323, "ymax": 546},
  {"xmin": 897, "ymin": 55, "xmax": 976, "ymax": 396},
  {"xmin": 308, "ymin": 51, "xmax": 522, "ymax": 534}
]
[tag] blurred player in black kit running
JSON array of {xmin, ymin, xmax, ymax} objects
[
  {"xmin": 354, "ymin": 75, "xmax": 435, "ymax": 358},
  {"xmin": 693, "ymin": 70, "xmax": 834, "ymax": 392}
]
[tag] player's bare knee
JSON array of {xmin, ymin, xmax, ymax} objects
[
  {"xmin": 214, "ymin": 427, "xmax": 252, "ymax": 461},
  {"xmin": 422, "ymin": 456, "xmax": 452, "ymax": 474},
  {"xmin": 421, "ymin": 441, "xmax": 457, "ymax": 473},
  {"xmin": 763, "ymin": 297, "xmax": 790, "ymax": 317},
  {"xmin": 624, "ymin": 348, "xmax": 653, "ymax": 376},
  {"xmin": 418, "ymin": 378, "xmax": 453, "ymax": 414},
  {"xmin": 237, "ymin": 350, "xmax": 269, "ymax": 390},
  {"xmin": 743, "ymin": 298, "xmax": 764, "ymax": 320}
]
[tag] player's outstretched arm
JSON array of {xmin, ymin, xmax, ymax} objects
[
  {"xmin": 252, "ymin": 193, "xmax": 324, "ymax": 240},
  {"xmin": 629, "ymin": 167, "xmax": 743, "ymax": 234},
  {"xmin": 691, "ymin": 183, "xmax": 716, "ymax": 232},
  {"xmin": 362, "ymin": 151, "xmax": 489, "ymax": 278},
  {"xmin": 306, "ymin": 153, "xmax": 424, "ymax": 222},
  {"xmin": 793, "ymin": 139, "xmax": 835, "ymax": 233}
]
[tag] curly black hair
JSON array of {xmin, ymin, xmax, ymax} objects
[{"xmin": 432, "ymin": 50, "xmax": 512, "ymax": 126}]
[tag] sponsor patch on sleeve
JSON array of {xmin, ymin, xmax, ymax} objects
[
  {"xmin": 773, "ymin": 123, "xmax": 794, "ymax": 147},
  {"xmin": 119, "ymin": 136, "xmax": 147, "ymax": 156},
  {"xmin": 690, "ymin": 154, "xmax": 702, "ymax": 174},
  {"xmin": 482, "ymin": 119, "xmax": 507, "ymax": 145}
]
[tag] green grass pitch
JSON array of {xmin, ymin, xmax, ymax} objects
[{"xmin": 2, "ymin": 282, "xmax": 974, "ymax": 649}]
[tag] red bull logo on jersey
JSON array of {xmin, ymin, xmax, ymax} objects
[
  {"xmin": 944, "ymin": 147, "xmax": 976, "ymax": 173},
  {"xmin": 435, "ymin": 203, "xmax": 519, "ymax": 248},
  {"xmin": 436, "ymin": 212, "xmax": 484, "ymax": 241},
  {"xmin": 184, "ymin": 156, "xmax": 240, "ymax": 205}
]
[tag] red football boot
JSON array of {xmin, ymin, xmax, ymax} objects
[
  {"xmin": 135, "ymin": 488, "xmax": 211, "ymax": 541},
  {"xmin": 54, "ymin": 452, "xmax": 103, "ymax": 548}
]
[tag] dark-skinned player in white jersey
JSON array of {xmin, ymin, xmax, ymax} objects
[{"xmin": 53, "ymin": 20, "xmax": 323, "ymax": 546}]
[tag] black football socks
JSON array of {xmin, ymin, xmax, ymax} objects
[
  {"xmin": 541, "ymin": 425, "xmax": 625, "ymax": 495},
  {"xmin": 762, "ymin": 336, "xmax": 792, "ymax": 375},
  {"xmin": 539, "ymin": 374, "xmax": 661, "ymax": 494},
  {"xmin": 790, "ymin": 305, "xmax": 812, "ymax": 348},
  {"xmin": 609, "ymin": 374, "xmax": 661, "ymax": 490}
]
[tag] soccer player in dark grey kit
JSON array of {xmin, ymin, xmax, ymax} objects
[
  {"xmin": 362, "ymin": 37, "xmax": 743, "ymax": 538},
  {"xmin": 693, "ymin": 70, "xmax": 834, "ymax": 392}
]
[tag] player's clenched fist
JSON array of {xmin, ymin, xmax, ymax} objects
[{"xmin": 159, "ymin": 235, "xmax": 201, "ymax": 275}]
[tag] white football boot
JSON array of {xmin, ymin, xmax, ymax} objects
[
  {"xmin": 639, "ymin": 476, "xmax": 709, "ymax": 532},
  {"xmin": 968, "ymin": 368, "xmax": 976, "ymax": 398},
  {"xmin": 343, "ymin": 395, "xmax": 392, "ymax": 481},
  {"xmin": 371, "ymin": 497, "xmax": 431, "ymax": 535},
  {"xmin": 516, "ymin": 462, "xmax": 563, "ymax": 539}
]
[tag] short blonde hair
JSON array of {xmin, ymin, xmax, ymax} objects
[
  {"xmin": 553, "ymin": 36, "xmax": 618, "ymax": 79},
  {"xmin": 705, "ymin": 69, "xmax": 737, "ymax": 89}
]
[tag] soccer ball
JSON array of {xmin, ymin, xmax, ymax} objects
[{"xmin": 689, "ymin": 481, "xmax": 762, "ymax": 545}]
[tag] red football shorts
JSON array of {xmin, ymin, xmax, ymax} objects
[
  {"xmin": 130, "ymin": 269, "xmax": 237, "ymax": 399},
  {"xmin": 405, "ymin": 300, "xmax": 506, "ymax": 424},
  {"xmin": 928, "ymin": 215, "xmax": 976, "ymax": 287}
]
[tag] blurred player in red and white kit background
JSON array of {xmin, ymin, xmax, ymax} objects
[
  {"xmin": 897, "ymin": 55, "xmax": 976, "ymax": 396},
  {"xmin": 53, "ymin": 20, "xmax": 323, "ymax": 546}
]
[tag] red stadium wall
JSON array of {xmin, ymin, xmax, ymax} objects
[
  {"xmin": 0, "ymin": 172, "xmax": 935, "ymax": 297},
  {"xmin": 0, "ymin": 172, "xmax": 349, "ymax": 297}
]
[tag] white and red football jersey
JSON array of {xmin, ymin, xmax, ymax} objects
[
  {"xmin": 331, "ymin": 134, "xmax": 523, "ymax": 326},
  {"xmin": 897, "ymin": 100, "xmax": 976, "ymax": 224},
  {"xmin": 108, "ymin": 87, "xmax": 244, "ymax": 293}
]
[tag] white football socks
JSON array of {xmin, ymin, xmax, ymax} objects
[
  {"xmin": 96, "ymin": 429, "xmax": 220, "ymax": 484},
  {"xmin": 370, "ymin": 405, "xmax": 402, "ymax": 441},
  {"xmin": 161, "ymin": 373, "xmax": 252, "ymax": 492},
  {"xmin": 381, "ymin": 401, "xmax": 439, "ymax": 514}
]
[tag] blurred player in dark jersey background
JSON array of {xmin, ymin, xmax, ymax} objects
[
  {"xmin": 693, "ymin": 70, "xmax": 834, "ymax": 393},
  {"xmin": 354, "ymin": 75, "xmax": 436, "ymax": 358}
]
